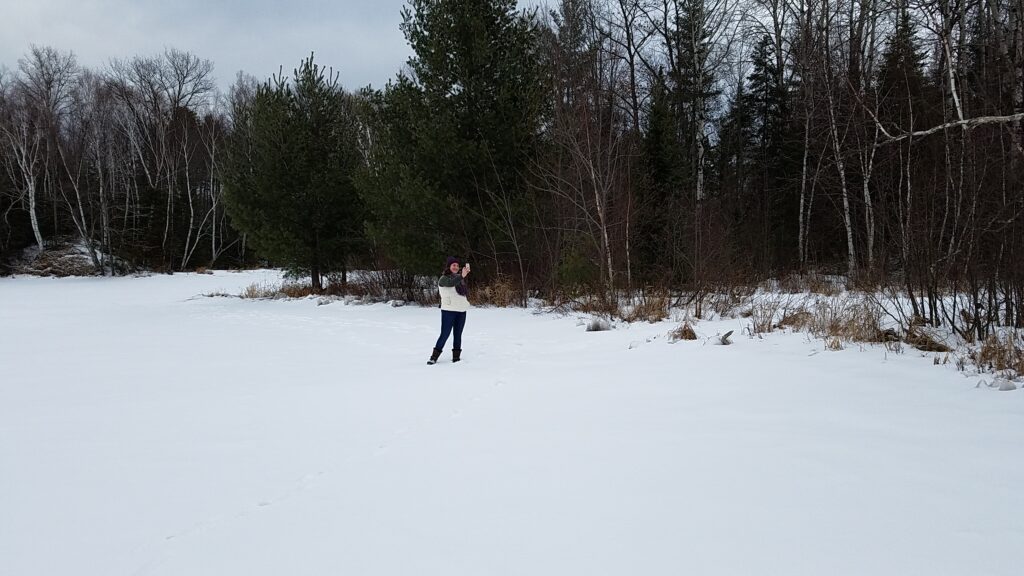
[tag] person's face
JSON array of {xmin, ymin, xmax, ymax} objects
[{"xmin": 449, "ymin": 261, "xmax": 460, "ymax": 274}]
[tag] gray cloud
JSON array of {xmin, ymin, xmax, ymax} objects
[
  {"xmin": 1, "ymin": 0, "xmax": 551, "ymax": 90},
  {"xmin": 1, "ymin": 0, "xmax": 412, "ymax": 90}
]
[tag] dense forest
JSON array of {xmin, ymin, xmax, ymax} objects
[{"xmin": 2, "ymin": 0, "xmax": 1022, "ymax": 333}]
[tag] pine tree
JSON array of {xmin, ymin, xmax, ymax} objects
[
  {"xmin": 356, "ymin": 79, "xmax": 452, "ymax": 276},
  {"xmin": 876, "ymin": 6, "xmax": 927, "ymax": 131},
  {"xmin": 716, "ymin": 77, "xmax": 753, "ymax": 203},
  {"xmin": 359, "ymin": 0, "xmax": 545, "ymax": 278},
  {"xmin": 746, "ymin": 34, "xmax": 792, "ymax": 270},
  {"xmin": 636, "ymin": 76, "xmax": 687, "ymax": 284},
  {"xmin": 662, "ymin": 0, "xmax": 720, "ymax": 284},
  {"xmin": 223, "ymin": 55, "xmax": 363, "ymax": 291}
]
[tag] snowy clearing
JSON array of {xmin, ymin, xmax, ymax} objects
[{"xmin": 1, "ymin": 271, "xmax": 1022, "ymax": 576}]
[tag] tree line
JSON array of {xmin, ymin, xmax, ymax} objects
[{"xmin": 2, "ymin": 0, "xmax": 1022, "ymax": 334}]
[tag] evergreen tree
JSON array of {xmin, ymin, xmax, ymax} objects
[
  {"xmin": 876, "ymin": 5, "xmax": 927, "ymax": 131},
  {"xmin": 746, "ymin": 34, "xmax": 792, "ymax": 271},
  {"xmin": 357, "ymin": 79, "xmax": 453, "ymax": 275},
  {"xmin": 659, "ymin": 0, "xmax": 719, "ymax": 283},
  {"xmin": 636, "ymin": 76, "xmax": 687, "ymax": 284},
  {"xmin": 716, "ymin": 77, "xmax": 753, "ymax": 205},
  {"xmin": 874, "ymin": 3, "xmax": 933, "ymax": 273},
  {"xmin": 359, "ymin": 0, "xmax": 545, "ymax": 278},
  {"xmin": 674, "ymin": 1, "xmax": 717, "ymax": 121},
  {"xmin": 223, "ymin": 55, "xmax": 363, "ymax": 291},
  {"xmin": 747, "ymin": 36, "xmax": 786, "ymax": 156}
]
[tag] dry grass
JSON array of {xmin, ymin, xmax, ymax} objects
[
  {"xmin": 707, "ymin": 286, "xmax": 754, "ymax": 319},
  {"xmin": 808, "ymin": 274, "xmax": 842, "ymax": 296},
  {"xmin": 575, "ymin": 296, "xmax": 621, "ymax": 317},
  {"xmin": 358, "ymin": 269, "xmax": 410, "ymax": 300},
  {"xmin": 777, "ymin": 273, "xmax": 808, "ymax": 294},
  {"xmin": 241, "ymin": 281, "xmax": 280, "ymax": 299},
  {"xmin": 236, "ymin": 279, "xmax": 342, "ymax": 301},
  {"xmin": 474, "ymin": 276, "xmax": 521, "ymax": 307},
  {"xmin": 669, "ymin": 321, "xmax": 698, "ymax": 342},
  {"xmin": 624, "ymin": 290, "xmax": 670, "ymax": 323},
  {"xmin": 776, "ymin": 272, "xmax": 842, "ymax": 296},
  {"xmin": 959, "ymin": 310, "xmax": 978, "ymax": 344},
  {"xmin": 905, "ymin": 327, "xmax": 951, "ymax": 352},
  {"xmin": 778, "ymin": 309, "xmax": 814, "ymax": 331},
  {"xmin": 414, "ymin": 288, "xmax": 441, "ymax": 307},
  {"xmin": 324, "ymin": 278, "xmax": 371, "ymax": 298},
  {"xmin": 322, "ymin": 270, "xmax": 440, "ymax": 306},
  {"xmin": 280, "ymin": 282, "xmax": 316, "ymax": 298},
  {"xmin": 884, "ymin": 339, "xmax": 904, "ymax": 354},
  {"xmin": 747, "ymin": 294, "xmax": 791, "ymax": 334},
  {"xmin": 341, "ymin": 274, "xmax": 386, "ymax": 299},
  {"xmin": 239, "ymin": 280, "xmax": 316, "ymax": 299},
  {"xmin": 974, "ymin": 333, "xmax": 1024, "ymax": 375},
  {"xmin": 810, "ymin": 299, "xmax": 887, "ymax": 343},
  {"xmin": 775, "ymin": 296, "xmax": 901, "ymax": 349},
  {"xmin": 586, "ymin": 318, "xmax": 612, "ymax": 332}
]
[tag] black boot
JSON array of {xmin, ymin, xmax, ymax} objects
[
  {"xmin": 452, "ymin": 348, "xmax": 462, "ymax": 363},
  {"xmin": 427, "ymin": 348, "xmax": 442, "ymax": 365}
]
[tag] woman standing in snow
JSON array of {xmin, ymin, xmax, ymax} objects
[{"xmin": 428, "ymin": 256, "xmax": 470, "ymax": 365}]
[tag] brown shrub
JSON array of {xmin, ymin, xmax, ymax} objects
[
  {"xmin": 778, "ymin": 308, "xmax": 813, "ymax": 331},
  {"xmin": 841, "ymin": 302, "xmax": 886, "ymax": 342},
  {"xmin": 748, "ymin": 294, "xmax": 791, "ymax": 334},
  {"xmin": 413, "ymin": 287, "xmax": 441, "ymax": 307},
  {"xmin": 959, "ymin": 310, "xmax": 978, "ymax": 344},
  {"xmin": 702, "ymin": 285, "xmax": 755, "ymax": 319},
  {"xmin": 884, "ymin": 339, "xmax": 904, "ymax": 354},
  {"xmin": 825, "ymin": 336, "xmax": 844, "ymax": 351},
  {"xmin": 808, "ymin": 298, "xmax": 885, "ymax": 343},
  {"xmin": 776, "ymin": 272, "xmax": 841, "ymax": 296},
  {"xmin": 324, "ymin": 279, "xmax": 371, "ymax": 298},
  {"xmin": 280, "ymin": 282, "xmax": 315, "ymax": 298},
  {"xmin": 575, "ymin": 295, "xmax": 621, "ymax": 317},
  {"xmin": 474, "ymin": 276, "xmax": 520, "ymax": 307},
  {"xmin": 976, "ymin": 333, "xmax": 1024, "ymax": 375},
  {"xmin": 777, "ymin": 273, "xmax": 806, "ymax": 294},
  {"xmin": 23, "ymin": 244, "xmax": 99, "ymax": 277},
  {"xmin": 241, "ymin": 274, "xmax": 442, "ymax": 304},
  {"xmin": 239, "ymin": 280, "xmax": 315, "ymax": 299},
  {"xmin": 669, "ymin": 322, "xmax": 698, "ymax": 342},
  {"xmin": 807, "ymin": 274, "xmax": 842, "ymax": 296},
  {"xmin": 905, "ymin": 327, "xmax": 952, "ymax": 352},
  {"xmin": 775, "ymin": 296, "xmax": 899, "ymax": 349},
  {"xmin": 241, "ymin": 281, "xmax": 279, "ymax": 299},
  {"xmin": 322, "ymin": 270, "xmax": 441, "ymax": 305},
  {"xmin": 624, "ymin": 290, "xmax": 670, "ymax": 323}
]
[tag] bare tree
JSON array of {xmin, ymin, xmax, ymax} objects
[
  {"xmin": 109, "ymin": 49, "xmax": 214, "ymax": 268},
  {"xmin": 0, "ymin": 46, "xmax": 79, "ymax": 252}
]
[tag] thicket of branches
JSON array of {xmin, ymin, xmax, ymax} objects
[
  {"xmin": 1, "ymin": 0, "xmax": 1022, "ymax": 336},
  {"xmin": 0, "ymin": 47, "xmax": 249, "ymax": 272}
]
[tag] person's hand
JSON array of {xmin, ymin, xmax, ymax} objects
[{"xmin": 461, "ymin": 263, "xmax": 470, "ymax": 278}]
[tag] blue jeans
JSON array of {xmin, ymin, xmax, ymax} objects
[{"xmin": 435, "ymin": 310, "xmax": 467, "ymax": 350}]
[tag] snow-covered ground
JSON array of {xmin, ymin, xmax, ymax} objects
[{"xmin": 1, "ymin": 271, "xmax": 1021, "ymax": 576}]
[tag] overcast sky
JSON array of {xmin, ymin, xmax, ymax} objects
[{"xmin": 1, "ymin": 0, "xmax": 548, "ymax": 91}]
